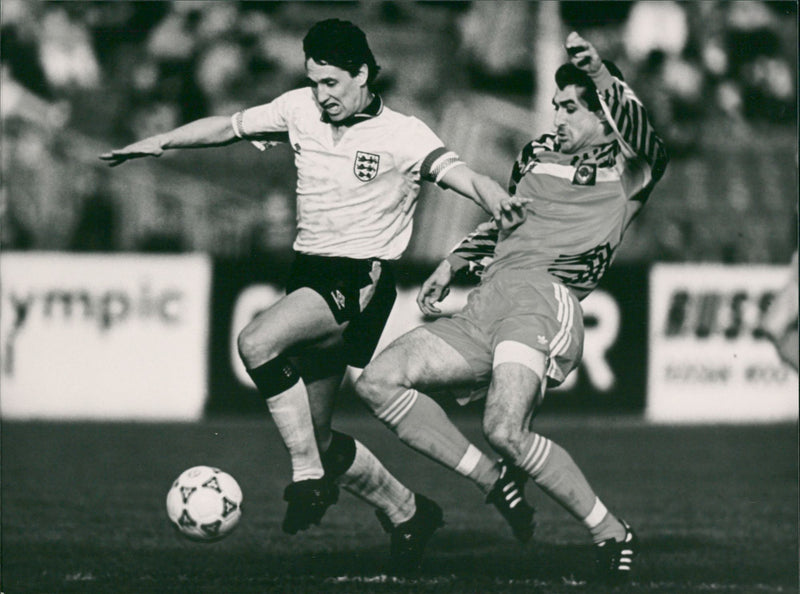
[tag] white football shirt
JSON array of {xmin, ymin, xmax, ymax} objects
[{"xmin": 232, "ymin": 87, "xmax": 461, "ymax": 260}]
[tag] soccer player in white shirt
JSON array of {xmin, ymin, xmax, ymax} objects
[{"xmin": 101, "ymin": 18, "xmax": 530, "ymax": 571}]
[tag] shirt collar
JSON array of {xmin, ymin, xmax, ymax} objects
[{"xmin": 321, "ymin": 94, "xmax": 383, "ymax": 127}]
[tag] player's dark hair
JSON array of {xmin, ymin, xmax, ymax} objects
[
  {"xmin": 554, "ymin": 60, "xmax": 624, "ymax": 112},
  {"xmin": 303, "ymin": 19, "xmax": 381, "ymax": 85}
]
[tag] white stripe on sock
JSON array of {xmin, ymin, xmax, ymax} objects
[
  {"xmin": 454, "ymin": 444, "xmax": 483, "ymax": 476},
  {"xmin": 378, "ymin": 389, "xmax": 418, "ymax": 426},
  {"xmin": 529, "ymin": 439, "xmax": 552, "ymax": 475},
  {"xmin": 582, "ymin": 497, "xmax": 608, "ymax": 529},
  {"xmin": 377, "ymin": 389, "xmax": 413, "ymax": 422},
  {"xmin": 522, "ymin": 434, "xmax": 552, "ymax": 476},
  {"xmin": 522, "ymin": 434, "xmax": 541, "ymax": 469}
]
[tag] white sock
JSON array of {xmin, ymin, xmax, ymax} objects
[
  {"xmin": 338, "ymin": 440, "xmax": 416, "ymax": 526},
  {"xmin": 266, "ymin": 381, "xmax": 324, "ymax": 482}
]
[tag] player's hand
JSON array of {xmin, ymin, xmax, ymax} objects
[
  {"xmin": 99, "ymin": 136, "xmax": 165, "ymax": 167},
  {"xmin": 417, "ymin": 260, "xmax": 454, "ymax": 316},
  {"xmin": 565, "ymin": 31, "xmax": 601, "ymax": 75},
  {"xmin": 494, "ymin": 197, "xmax": 530, "ymax": 231}
]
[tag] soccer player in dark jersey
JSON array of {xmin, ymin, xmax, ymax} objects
[
  {"xmin": 356, "ymin": 31, "xmax": 669, "ymax": 584},
  {"xmin": 101, "ymin": 18, "xmax": 532, "ymax": 571}
]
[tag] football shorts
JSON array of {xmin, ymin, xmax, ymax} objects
[
  {"xmin": 286, "ymin": 253, "xmax": 396, "ymax": 367},
  {"xmin": 426, "ymin": 269, "xmax": 584, "ymax": 394}
]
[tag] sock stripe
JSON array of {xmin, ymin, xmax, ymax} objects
[
  {"xmin": 521, "ymin": 434, "xmax": 541, "ymax": 469},
  {"xmin": 521, "ymin": 434, "xmax": 543, "ymax": 468},
  {"xmin": 377, "ymin": 389, "xmax": 413, "ymax": 424},
  {"xmin": 377, "ymin": 389, "xmax": 418, "ymax": 426},
  {"xmin": 522, "ymin": 435, "xmax": 552, "ymax": 476},
  {"xmin": 582, "ymin": 497, "xmax": 608, "ymax": 529},
  {"xmin": 454, "ymin": 444, "xmax": 483, "ymax": 476},
  {"xmin": 530, "ymin": 440, "xmax": 552, "ymax": 475}
]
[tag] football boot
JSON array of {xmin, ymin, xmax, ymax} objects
[
  {"xmin": 594, "ymin": 519, "xmax": 639, "ymax": 585},
  {"xmin": 375, "ymin": 493, "xmax": 444, "ymax": 573},
  {"xmin": 486, "ymin": 461, "xmax": 535, "ymax": 543},
  {"xmin": 281, "ymin": 476, "xmax": 339, "ymax": 534}
]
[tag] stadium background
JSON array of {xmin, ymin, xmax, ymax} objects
[{"xmin": 1, "ymin": 2, "xmax": 798, "ymax": 593}]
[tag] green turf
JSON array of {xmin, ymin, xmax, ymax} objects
[{"xmin": 1, "ymin": 415, "xmax": 797, "ymax": 593}]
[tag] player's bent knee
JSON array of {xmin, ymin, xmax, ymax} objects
[
  {"xmin": 237, "ymin": 322, "xmax": 280, "ymax": 369},
  {"xmin": 354, "ymin": 364, "xmax": 399, "ymax": 411},
  {"xmin": 482, "ymin": 413, "xmax": 524, "ymax": 459}
]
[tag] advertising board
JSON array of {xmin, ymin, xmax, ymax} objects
[
  {"xmin": 647, "ymin": 264, "xmax": 798, "ymax": 423},
  {"xmin": 1, "ymin": 253, "xmax": 211, "ymax": 420}
]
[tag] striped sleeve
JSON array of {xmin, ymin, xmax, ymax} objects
[
  {"xmin": 445, "ymin": 220, "xmax": 500, "ymax": 278},
  {"xmin": 592, "ymin": 68, "xmax": 668, "ymax": 185},
  {"xmin": 420, "ymin": 147, "xmax": 465, "ymax": 184},
  {"xmin": 508, "ymin": 134, "xmax": 557, "ymax": 195}
]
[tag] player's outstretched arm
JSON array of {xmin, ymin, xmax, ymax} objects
[
  {"xmin": 438, "ymin": 165, "xmax": 528, "ymax": 231},
  {"xmin": 565, "ymin": 31, "xmax": 668, "ymax": 179},
  {"xmin": 99, "ymin": 115, "xmax": 239, "ymax": 167},
  {"xmin": 565, "ymin": 31, "xmax": 602, "ymax": 75}
]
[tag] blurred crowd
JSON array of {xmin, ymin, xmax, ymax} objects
[{"xmin": 1, "ymin": 1, "xmax": 797, "ymax": 263}]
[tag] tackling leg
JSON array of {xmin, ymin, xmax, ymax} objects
[
  {"xmin": 484, "ymin": 342, "xmax": 636, "ymax": 583},
  {"xmin": 356, "ymin": 327, "xmax": 535, "ymax": 543}
]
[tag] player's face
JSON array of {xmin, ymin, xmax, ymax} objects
[
  {"xmin": 552, "ymin": 85, "xmax": 605, "ymax": 154},
  {"xmin": 306, "ymin": 58, "xmax": 368, "ymax": 122}
]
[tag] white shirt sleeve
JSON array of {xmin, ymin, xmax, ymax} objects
[
  {"xmin": 397, "ymin": 118, "xmax": 466, "ymax": 184},
  {"xmin": 395, "ymin": 117, "xmax": 447, "ymax": 174},
  {"xmin": 231, "ymin": 89, "xmax": 297, "ymax": 151}
]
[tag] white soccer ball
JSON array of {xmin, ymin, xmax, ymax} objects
[{"xmin": 166, "ymin": 466, "xmax": 243, "ymax": 541}]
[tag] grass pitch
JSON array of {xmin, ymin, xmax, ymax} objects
[{"xmin": 1, "ymin": 414, "xmax": 797, "ymax": 593}]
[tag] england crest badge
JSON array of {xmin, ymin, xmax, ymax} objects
[{"xmin": 354, "ymin": 151, "xmax": 380, "ymax": 181}]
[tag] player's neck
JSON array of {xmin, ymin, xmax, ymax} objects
[{"xmin": 328, "ymin": 92, "xmax": 380, "ymax": 130}]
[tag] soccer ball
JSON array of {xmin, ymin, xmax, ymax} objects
[{"xmin": 166, "ymin": 466, "xmax": 243, "ymax": 541}]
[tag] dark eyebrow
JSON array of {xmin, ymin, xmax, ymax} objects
[{"xmin": 306, "ymin": 76, "xmax": 337, "ymax": 86}]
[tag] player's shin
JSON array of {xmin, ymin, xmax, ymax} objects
[
  {"xmin": 322, "ymin": 431, "xmax": 416, "ymax": 525},
  {"xmin": 519, "ymin": 434, "xmax": 624, "ymax": 543},
  {"xmin": 374, "ymin": 388, "xmax": 499, "ymax": 493},
  {"xmin": 247, "ymin": 356, "xmax": 324, "ymax": 481}
]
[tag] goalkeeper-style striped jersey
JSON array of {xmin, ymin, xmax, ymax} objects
[
  {"xmin": 232, "ymin": 88, "xmax": 462, "ymax": 260},
  {"xmin": 447, "ymin": 65, "xmax": 668, "ymax": 301}
]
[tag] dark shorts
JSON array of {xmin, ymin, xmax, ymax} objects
[{"xmin": 286, "ymin": 253, "xmax": 397, "ymax": 368}]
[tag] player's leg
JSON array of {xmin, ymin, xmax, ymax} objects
[
  {"xmin": 357, "ymin": 326, "xmax": 501, "ymax": 491},
  {"xmin": 295, "ymin": 344, "xmax": 441, "ymax": 573},
  {"xmin": 238, "ymin": 287, "xmax": 344, "ymax": 532},
  {"xmin": 321, "ymin": 424, "xmax": 443, "ymax": 574},
  {"xmin": 239, "ymin": 288, "xmax": 343, "ymax": 480},
  {"xmin": 483, "ymin": 343, "xmax": 635, "ymax": 583},
  {"xmin": 298, "ymin": 347, "xmax": 417, "ymax": 530},
  {"xmin": 356, "ymin": 324, "xmax": 535, "ymax": 543},
  {"xmin": 240, "ymin": 255, "xmax": 397, "ymax": 534}
]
